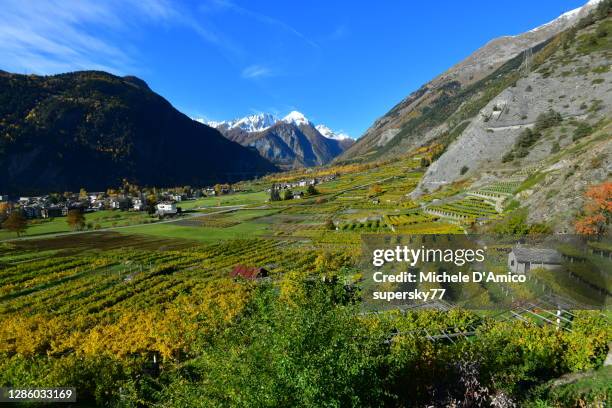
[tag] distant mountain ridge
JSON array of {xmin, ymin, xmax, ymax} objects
[
  {"xmin": 205, "ymin": 111, "xmax": 354, "ymax": 169},
  {"xmin": 0, "ymin": 71, "xmax": 277, "ymax": 195}
]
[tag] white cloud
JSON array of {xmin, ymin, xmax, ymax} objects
[
  {"xmin": 0, "ymin": 0, "xmax": 130, "ymax": 74},
  {"xmin": 0, "ymin": 0, "xmax": 241, "ymax": 75},
  {"xmin": 241, "ymin": 64, "xmax": 272, "ymax": 79}
]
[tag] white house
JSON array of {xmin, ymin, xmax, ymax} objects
[
  {"xmin": 156, "ymin": 201, "xmax": 177, "ymax": 215},
  {"xmin": 133, "ymin": 198, "xmax": 145, "ymax": 211},
  {"xmin": 109, "ymin": 199, "xmax": 121, "ymax": 210},
  {"xmin": 508, "ymin": 247, "xmax": 563, "ymax": 274}
]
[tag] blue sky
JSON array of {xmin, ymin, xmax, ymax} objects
[{"xmin": 0, "ymin": 0, "xmax": 587, "ymax": 138}]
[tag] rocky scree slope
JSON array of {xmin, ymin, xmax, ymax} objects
[{"xmin": 416, "ymin": 14, "xmax": 612, "ymax": 194}]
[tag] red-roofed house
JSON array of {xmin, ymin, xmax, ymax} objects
[{"xmin": 230, "ymin": 264, "xmax": 269, "ymax": 280}]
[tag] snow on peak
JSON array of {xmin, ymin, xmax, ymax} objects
[
  {"xmin": 282, "ymin": 111, "xmax": 310, "ymax": 126},
  {"xmin": 529, "ymin": 0, "xmax": 601, "ymax": 33},
  {"xmin": 201, "ymin": 119, "xmax": 226, "ymax": 128},
  {"xmin": 205, "ymin": 113, "xmax": 278, "ymax": 132},
  {"xmin": 232, "ymin": 113, "xmax": 278, "ymax": 132},
  {"xmin": 315, "ymin": 124, "xmax": 351, "ymax": 141},
  {"xmin": 205, "ymin": 110, "xmax": 353, "ymax": 140}
]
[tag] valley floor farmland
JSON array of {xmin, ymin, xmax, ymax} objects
[{"xmin": 1, "ymin": 152, "xmax": 610, "ymax": 407}]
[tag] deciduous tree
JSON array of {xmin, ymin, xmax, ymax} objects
[
  {"xmin": 2, "ymin": 211, "xmax": 27, "ymax": 236},
  {"xmin": 269, "ymin": 185, "xmax": 281, "ymax": 202},
  {"xmin": 575, "ymin": 181, "xmax": 611, "ymax": 238},
  {"xmin": 66, "ymin": 209, "xmax": 86, "ymax": 231}
]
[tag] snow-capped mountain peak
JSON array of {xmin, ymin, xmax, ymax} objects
[
  {"xmin": 204, "ymin": 111, "xmax": 353, "ymax": 142},
  {"xmin": 203, "ymin": 113, "xmax": 278, "ymax": 132},
  {"xmin": 231, "ymin": 113, "xmax": 278, "ymax": 132},
  {"xmin": 315, "ymin": 124, "xmax": 351, "ymax": 141},
  {"xmin": 282, "ymin": 111, "xmax": 310, "ymax": 126}
]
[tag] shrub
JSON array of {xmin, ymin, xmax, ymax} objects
[
  {"xmin": 306, "ymin": 184, "xmax": 318, "ymax": 196},
  {"xmin": 534, "ymin": 110, "xmax": 562, "ymax": 132},
  {"xmin": 460, "ymin": 165, "xmax": 469, "ymax": 175},
  {"xmin": 282, "ymin": 189, "xmax": 293, "ymax": 201},
  {"xmin": 573, "ymin": 122, "xmax": 593, "ymax": 141},
  {"xmin": 550, "ymin": 141, "xmax": 560, "ymax": 154},
  {"xmin": 596, "ymin": 24, "xmax": 608, "ymax": 38},
  {"xmin": 512, "ymin": 128, "xmax": 542, "ymax": 158}
]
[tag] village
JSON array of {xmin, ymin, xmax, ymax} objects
[
  {"xmin": 0, "ymin": 174, "xmax": 337, "ymax": 222},
  {"xmin": 0, "ymin": 184, "xmax": 233, "ymax": 222}
]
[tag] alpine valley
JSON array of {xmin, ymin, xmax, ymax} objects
[{"xmin": 1, "ymin": 1, "xmax": 611, "ymax": 407}]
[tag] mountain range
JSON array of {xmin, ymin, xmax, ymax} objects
[
  {"xmin": 0, "ymin": 71, "xmax": 277, "ymax": 195},
  {"xmin": 204, "ymin": 111, "xmax": 354, "ymax": 169}
]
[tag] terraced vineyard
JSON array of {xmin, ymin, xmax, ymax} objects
[
  {"xmin": 468, "ymin": 179, "xmax": 522, "ymax": 199},
  {"xmin": 338, "ymin": 218, "xmax": 388, "ymax": 232},
  {"xmin": 385, "ymin": 211, "xmax": 437, "ymax": 228},
  {"xmin": 426, "ymin": 196, "xmax": 499, "ymax": 222}
]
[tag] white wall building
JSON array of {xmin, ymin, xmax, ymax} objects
[
  {"xmin": 508, "ymin": 247, "xmax": 563, "ymax": 274},
  {"xmin": 156, "ymin": 202, "xmax": 177, "ymax": 215}
]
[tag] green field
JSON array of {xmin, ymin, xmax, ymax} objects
[
  {"xmin": 0, "ymin": 210, "xmax": 158, "ymax": 240},
  {"xmin": 178, "ymin": 191, "xmax": 269, "ymax": 209}
]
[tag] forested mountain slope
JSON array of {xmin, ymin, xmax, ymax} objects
[{"xmin": 0, "ymin": 71, "xmax": 277, "ymax": 194}]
